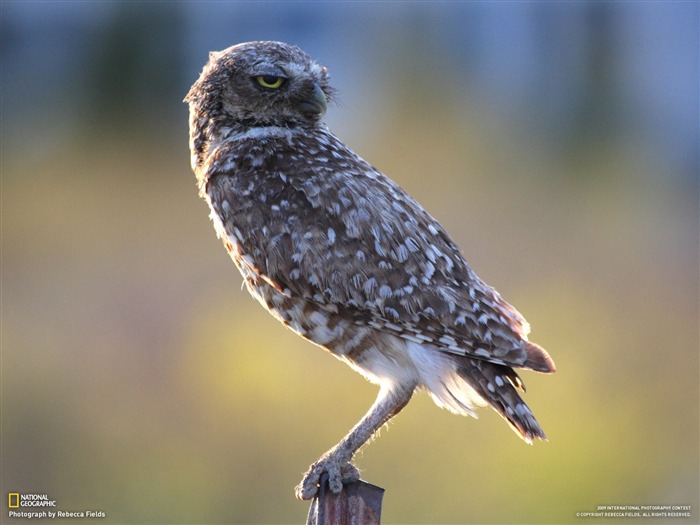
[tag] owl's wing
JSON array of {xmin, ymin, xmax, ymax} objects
[{"xmin": 219, "ymin": 141, "xmax": 553, "ymax": 373}]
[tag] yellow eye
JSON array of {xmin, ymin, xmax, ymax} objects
[{"xmin": 256, "ymin": 75, "xmax": 285, "ymax": 89}]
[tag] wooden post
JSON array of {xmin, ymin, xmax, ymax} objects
[{"xmin": 306, "ymin": 473, "xmax": 384, "ymax": 525}]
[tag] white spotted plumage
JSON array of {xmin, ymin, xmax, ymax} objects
[{"xmin": 185, "ymin": 40, "xmax": 556, "ymax": 500}]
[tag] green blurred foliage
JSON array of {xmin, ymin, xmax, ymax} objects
[{"xmin": 2, "ymin": 4, "xmax": 698, "ymax": 525}]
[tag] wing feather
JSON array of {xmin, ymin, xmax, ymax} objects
[{"xmin": 207, "ymin": 129, "xmax": 554, "ymax": 372}]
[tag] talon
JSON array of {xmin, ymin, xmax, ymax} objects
[{"xmin": 295, "ymin": 457, "xmax": 360, "ymax": 500}]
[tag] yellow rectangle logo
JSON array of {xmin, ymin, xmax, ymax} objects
[{"xmin": 8, "ymin": 493, "xmax": 20, "ymax": 508}]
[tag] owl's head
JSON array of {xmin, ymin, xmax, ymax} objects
[{"xmin": 185, "ymin": 41, "xmax": 334, "ymax": 130}]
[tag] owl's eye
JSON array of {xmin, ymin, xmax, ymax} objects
[{"xmin": 255, "ymin": 75, "xmax": 286, "ymax": 89}]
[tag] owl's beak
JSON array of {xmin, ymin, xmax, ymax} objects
[{"xmin": 298, "ymin": 84, "xmax": 327, "ymax": 116}]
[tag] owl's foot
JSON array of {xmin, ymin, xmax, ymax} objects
[{"xmin": 295, "ymin": 454, "xmax": 361, "ymax": 500}]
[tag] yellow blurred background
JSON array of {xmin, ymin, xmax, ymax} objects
[{"xmin": 2, "ymin": 2, "xmax": 698, "ymax": 524}]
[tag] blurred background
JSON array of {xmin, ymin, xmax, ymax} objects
[{"xmin": 2, "ymin": 2, "xmax": 698, "ymax": 524}]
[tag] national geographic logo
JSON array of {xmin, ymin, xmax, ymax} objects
[
  {"xmin": 7, "ymin": 492, "xmax": 106, "ymax": 520},
  {"xmin": 7, "ymin": 493, "xmax": 56, "ymax": 508}
]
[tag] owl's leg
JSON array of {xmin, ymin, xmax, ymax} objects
[{"xmin": 295, "ymin": 383, "xmax": 415, "ymax": 500}]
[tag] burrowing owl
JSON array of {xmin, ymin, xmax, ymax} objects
[{"xmin": 185, "ymin": 41, "xmax": 555, "ymax": 501}]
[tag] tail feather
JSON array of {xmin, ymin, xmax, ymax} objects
[{"xmin": 457, "ymin": 358, "xmax": 547, "ymax": 443}]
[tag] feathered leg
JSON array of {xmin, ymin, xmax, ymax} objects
[{"xmin": 295, "ymin": 383, "xmax": 415, "ymax": 500}]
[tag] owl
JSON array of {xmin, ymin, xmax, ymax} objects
[{"xmin": 185, "ymin": 41, "xmax": 555, "ymax": 501}]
